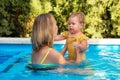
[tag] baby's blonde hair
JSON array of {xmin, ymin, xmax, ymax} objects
[
  {"xmin": 31, "ymin": 13, "xmax": 56, "ymax": 51},
  {"xmin": 68, "ymin": 12, "xmax": 85, "ymax": 27}
]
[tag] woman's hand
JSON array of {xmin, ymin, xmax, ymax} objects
[{"xmin": 72, "ymin": 41, "xmax": 86, "ymax": 53}]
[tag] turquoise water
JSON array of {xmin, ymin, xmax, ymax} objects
[{"xmin": 0, "ymin": 44, "xmax": 120, "ymax": 80}]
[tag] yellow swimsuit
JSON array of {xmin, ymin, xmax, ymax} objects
[{"xmin": 61, "ymin": 31, "xmax": 89, "ymax": 60}]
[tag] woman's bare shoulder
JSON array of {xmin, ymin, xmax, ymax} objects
[{"xmin": 50, "ymin": 48, "xmax": 61, "ymax": 55}]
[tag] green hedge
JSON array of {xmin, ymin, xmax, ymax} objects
[{"xmin": 0, "ymin": 0, "xmax": 120, "ymax": 38}]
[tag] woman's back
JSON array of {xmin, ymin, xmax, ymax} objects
[{"xmin": 32, "ymin": 46, "xmax": 66, "ymax": 65}]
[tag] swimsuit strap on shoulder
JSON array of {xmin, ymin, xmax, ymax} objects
[{"xmin": 40, "ymin": 48, "xmax": 52, "ymax": 64}]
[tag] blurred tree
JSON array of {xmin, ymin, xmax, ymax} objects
[
  {"xmin": 85, "ymin": 0, "xmax": 120, "ymax": 38},
  {"xmin": 0, "ymin": 0, "xmax": 119, "ymax": 38},
  {"xmin": 0, "ymin": 0, "xmax": 31, "ymax": 37}
]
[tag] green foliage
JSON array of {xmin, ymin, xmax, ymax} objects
[
  {"xmin": 0, "ymin": 0, "xmax": 31, "ymax": 37},
  {"xmin": 110, "ymin": 0, "xmax": 120, "ymax": 37},
  {"xmin": 85, "ymin": 0, "xmax": 120, "ymax": 38},
  {"xmin": 0, "ymin": 0, "xmax": 120, "ymax": 38},
  {"xmin": 49, "ymin": 0, "xmax": 88, "ymax": 33}
]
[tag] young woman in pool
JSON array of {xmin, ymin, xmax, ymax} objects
[
  {"xmin": 31, "ymin": 13, "xmax": 82, "ymax": 67},
  {"xmin": 55, "ymin": 12, "xmax": 89, "ymax": 62}
]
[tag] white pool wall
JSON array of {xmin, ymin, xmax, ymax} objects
[{"xmin": 0, "ymin": 38, "xmax": 120, "ymax": 44}]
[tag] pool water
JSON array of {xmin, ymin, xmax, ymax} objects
[{"xmin": 0, "ymin": 44, "xmax": 120, "ymax": 80}]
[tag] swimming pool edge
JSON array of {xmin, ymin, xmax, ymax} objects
[{"xmin": 0, "ymin": 38, "xmax": 120, "ymax": 45}]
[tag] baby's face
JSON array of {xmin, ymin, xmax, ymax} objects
[{"xmin": 67, "ymin": 16, "xmax": 82, "ymax": 34}]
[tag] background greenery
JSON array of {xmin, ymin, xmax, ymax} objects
[{"xmin": 0, "ymin": 0, "xmax": 120, "ymax": 38}]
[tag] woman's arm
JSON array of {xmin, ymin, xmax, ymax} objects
[
  {"xmin": 72, "ymin": 39, "xmax": 88, "ymax": 53},
  {"xmin": 48, "ymin": 49, "xmax": 67, "ymax": 65},
  {"xmin": 61, "ymin": 43, "xmax": 67, "ymax": 55},
  {"xmin": 72, "ymin": 39, "xmax": 88, "ymax": 64}
]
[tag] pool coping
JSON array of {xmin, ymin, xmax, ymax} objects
[{"xmin": 0, "ymin": 37, "xmax": 120, "ymax": 44}]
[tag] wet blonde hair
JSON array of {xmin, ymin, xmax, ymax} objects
[
  {"xmin": 31, "ymin": 13, "xmax": 56, "ymax": 51},
  {"xmin": 68, "ymin": 12, "xmax": 85, "ymax": 27}
]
